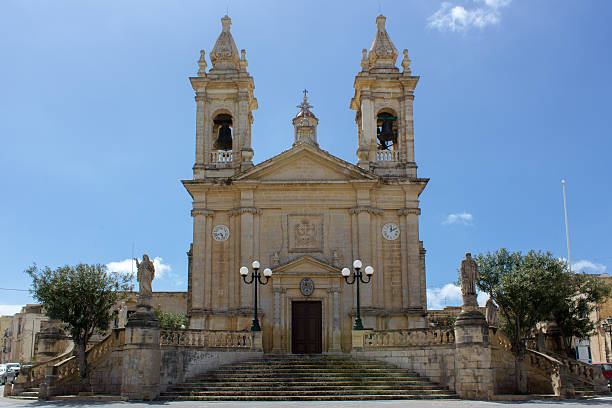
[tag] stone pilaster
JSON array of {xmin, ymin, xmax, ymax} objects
[
  {"xmin": 120, "ymin": 309, "xmax": 160, "ymax": 401},
  {"xmin": 328, "ymin": 287, "xmax": 342, "ymax": 353},
  {"xmin": 190, "ymin": 207, "xmax": 214, "ymax": 329}
]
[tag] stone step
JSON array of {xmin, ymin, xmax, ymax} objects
[
  {"xmin": 159, "ymin": 394, "xmax": 459, "ymax": 401},
  {"xmin": 163, "ymin": 388, "xmax": 452, "ymax": 396},
  {"xmin": 188, "ymin": 375, "xmax": 427, "ymax": 384},
  {"xmin": 159, "ymin": 356, "xmax": 457, "ymax": 401},
  {"xmin": 16, "ymin": 391, "xmax": 39, "ymax": 397},
  {"xmin": 211, "ymin": 366, "xmax": 410, "ymax": 372},
  {"xmin": 167, "ymin": 384, "xmax": 442, "ymax": 391}
]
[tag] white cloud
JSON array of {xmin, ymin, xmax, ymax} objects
[
  {"xmin": 106, "ymin": 257, "xmax": 172, "ymax": 279},
  {"xmin": 0, "ymin": 305, "xmax": 25, "ymax": 316},
  {"xmin": 427, "ymin": 283, "xmax": 462, "ymax": 309},
  {"xmin": 427, "ymin": 283, "xmax": 489, "ymax": 309},
  {"xmin": 428, "ymin": 0, "xmax": 512, "ymax": 32},
  {"xmin": 572, "ymin": 260, "xmax": 607, "ymax": 274},
  {"xmin": 442, "ymin": 212, "xmax": 474, "ymax": 226}
]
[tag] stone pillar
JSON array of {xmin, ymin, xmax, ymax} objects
[
  {"xmin": 190, "ymin": 207, "xmax": 213, "ymax": 329},
  {"xmin": 120, "ymin": 306, "xmax": 160, "ymax": 401},
  {"xmin": 271, "ymin": 287, "xmax": 285, "ymax": 354},
  {"xmin": 454, "ymin": 252, "xmax": 493, "ymax": 400},
  {"xmin": 328, "ymin": 287, "xmax": 342, "ymax": 353}
]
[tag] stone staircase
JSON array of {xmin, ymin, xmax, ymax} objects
[{"xmin": 160, "ymin": 355, "xmax": 458, "ymax": 401}]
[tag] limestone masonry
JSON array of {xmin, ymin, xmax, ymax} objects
[{"xmin": 184, "ymin": 14, "xmax": 427, "ymax": 354}]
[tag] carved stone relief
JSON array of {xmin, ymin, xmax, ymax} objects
[{"xmin": 287, "ymin": 214, "xmax": 323, "ymax": 253}]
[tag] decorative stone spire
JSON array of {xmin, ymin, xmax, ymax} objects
[
  {"xmin": 197, "ymin": 50, "xmax": 207, "ymax": 76},
  {"xmin": 210, "ymin": 15, "xmax": 240, "ymax": 72},
  {"xmin": 292, "ymin": 90, "xmax": 319, "ymax": 147},
  {"xmin": 368, "ymin": 15, "xmax": 398, "ymax": 72}
]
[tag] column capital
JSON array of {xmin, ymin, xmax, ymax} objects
[
  {"xmin": 349, "ymin": 206, "xmax": 383, "ymax": 216},
  {"xmin": 191, "ymin": 208, "xmax": 214, "ymax": 217},
  {"xmin": 228, "ymin": 206, "xmax": 262, "ymax": 217},
  {"xmin": 398, "ymin": 207, "xmax": 421, "ymax": 216}
]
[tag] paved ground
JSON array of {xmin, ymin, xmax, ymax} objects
[{"xmin": 2, "ymin": 387, "xmax": 612, "ymax": 407}]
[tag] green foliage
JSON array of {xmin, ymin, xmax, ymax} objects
[
  {"xmin": 475, "ymin": 249, "xmax": 611, "ymax": 356},
  {"xmin": 153, "ymin": 305, "xmax": 189, "ymax": 330},
  {"xmin": 26, "ymin": 263, "xmax": 132, "ymax": 378}
]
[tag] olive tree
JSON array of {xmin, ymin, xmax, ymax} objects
[
  {"xmin": 475, "ymin": 249, "xmax": 610, "ymax": 393},
  {"xmin": 26, "ymin": 263, "xmax": 132, "ymax": 383}
]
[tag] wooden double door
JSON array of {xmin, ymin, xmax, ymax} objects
[{"xmin": 291, "ymin": 301, "xmax": 322, "ymax": 354}]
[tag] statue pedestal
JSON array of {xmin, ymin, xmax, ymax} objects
[
  {"xmin": 120, "ymin": 304, "xmax": 160, "ymax": 401},
  {"xmin": 454, "ymin": 309, "xmax": 494, "ymax": 400}
]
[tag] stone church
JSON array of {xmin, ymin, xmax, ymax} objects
[{"xmin": 184, "ymin": 14, "xmax": 427, "ymax": 354}]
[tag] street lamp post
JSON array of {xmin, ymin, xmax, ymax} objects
[
  {"xmin": 602, "ymin": 317, "xmax": 612, "ymax": 362},
  {"xmin": 240, "ymin": 261, "xmax": 272, "ymax": 332},
  {"xmin": 342, "ymin": 259, "xmax": 374, "ymax": 330}
]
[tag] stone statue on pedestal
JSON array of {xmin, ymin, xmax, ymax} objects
[
  {"xmin": 135, "ymin": 254, "xmax": 155, "ymax": 304},
  {"xmin": 460, "ymin": 252, "xmax": 478, "ymax": 309},
  {"xmin": 486, "ymin": 299, "xmax": 498, "ymax": 327}
]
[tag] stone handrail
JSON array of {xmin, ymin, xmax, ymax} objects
[
  {"xmin": 489, "ymin": 328, "xmax": 512, "ymax": 351},
  {"xmin": 490, "ymin": 329, "xmax": 608, "ymax": 395},
  {"xmin": 30, "ymin": 347, "xmax": 74, "ymax": 385},
  {"xmin": 160, "ymin": 329, "xmax": 253, "ymax": 349},
  {"xmin": 53, "ymin": 329, "xmax": 124, "ymax": 382},
  {"xmin": 358, "ymin": 328, "xmax": 455, "ymax": 349}
]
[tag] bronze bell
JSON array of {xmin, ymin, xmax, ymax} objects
[
  {"xmin": 377, "ymin": 119, "xmax": 396, "ymax": 150},
  {"xmin": 213, "ymin": 123, "xmax": 233, "ymax": 151}
]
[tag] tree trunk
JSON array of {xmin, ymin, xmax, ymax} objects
[
  {"xmin": 516, "ymin": 351, "xmax": 527, "ymax": 393},
  {"xmin": 75, "ymin": 341, "xmax": 91, "ymax": 393}
]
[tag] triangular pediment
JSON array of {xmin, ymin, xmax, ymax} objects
[
  {"xmin": 273, "ymin": 255, "xmax": 341, "ymax": 277},
  {"xmin": 233, "ymin": 144, "xmax": 378, "ymax": 183}
]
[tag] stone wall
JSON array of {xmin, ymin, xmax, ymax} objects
[
  {"xmin": 352, "ymin": 346, "xmax": 456, "ymax": 390},
  {"xmin": 160, "ymin": 348, "xmax": 263, "ymax": 391}
]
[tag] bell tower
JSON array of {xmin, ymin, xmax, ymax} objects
[
  {"xmin": 190, "ymin": 16, "xmax": 258, "ymax": 179},
  {"xmin": 350, "ymin": 15, "xmax": 419, "ymax": 178}
]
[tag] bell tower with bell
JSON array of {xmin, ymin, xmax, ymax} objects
[
  {"xmin": 350, "ymin": 15, "xmax": 419, "ymax": 178},
  {"xmin": 190, "ymin": 15, "xmax": 258, "ymax": 179}
]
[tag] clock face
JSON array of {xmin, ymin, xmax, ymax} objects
[
  {"xmin": 382, "ymin": 223, "xmax": 400, "ymax": 240},
  {"xmin": 213, "ymin": 225, "xmax": 230, "ymax": 241}
]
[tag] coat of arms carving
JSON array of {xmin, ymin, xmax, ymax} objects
[{"xmin": 288, "ymin": 214, "xmax": 323, "ymax": 252}]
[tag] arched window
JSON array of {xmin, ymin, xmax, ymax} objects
[
  {"xmin": 376, "ymin": 110, "xmax": 398, "ymax": 150},
  {"xmin": 212, "ymin": 113, "xmax": 233, "ymax": 151}
]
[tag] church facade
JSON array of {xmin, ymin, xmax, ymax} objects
[{"xmin": 184, "ymin": 15, "xmax": 428, "ymax": 354}]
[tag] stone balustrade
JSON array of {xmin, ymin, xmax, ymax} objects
[
  {"xmin": 160, "ymin": 329, "xmax": 253, "ymax": 349},
  {"xmin": 489, "ymin": 329, "xmax": 512, "ymax": 351},
  {"xmin": 376, "ymin": 150, "xmax": 399, "ymax": 162},
  {"xmin": 356, "ymin": 328, "xmax": 455, "ymax": 349},
  {"xmin": 210, "ymin": 151, "xmax": 233, "ymax": 164}
]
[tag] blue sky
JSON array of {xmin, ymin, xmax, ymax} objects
[{"xmin": 1, "ymin": 0, "xmax": 611, "ymax": 314}]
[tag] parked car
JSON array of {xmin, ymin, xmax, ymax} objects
[
  {"xmin": 0, "ymin": 364, "xmax": 16, "ymax": 385},
  {"xmin": 593, "ymin": 362, "xmax": 612, "ymax": 387},
  {"xmin": 6, "ymin": 363, "xmax": 20, "ymax": 379}
]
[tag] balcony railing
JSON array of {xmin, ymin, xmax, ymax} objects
[
  {"xmin": 210, "ymin": 151, "xmax": 233, "ymax": 164},
  {"xmin": 376, "ymin": 150, "xmax": 399, "ymax": 162}
]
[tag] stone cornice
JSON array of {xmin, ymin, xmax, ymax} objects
[
  {"xmin": 191, "ymin": 208, "xmax": 214, "ymax": 217},
  {"xmin": 398, "ymin": 207, "xmax": 421, "ymax": 216},
  {"xmin": 349, "ymin": 206, "xmax": 383, "ymax": 216},
  {"xmin": 228, "ymin": 206, "xmax": 262, "ymax": 217}
]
